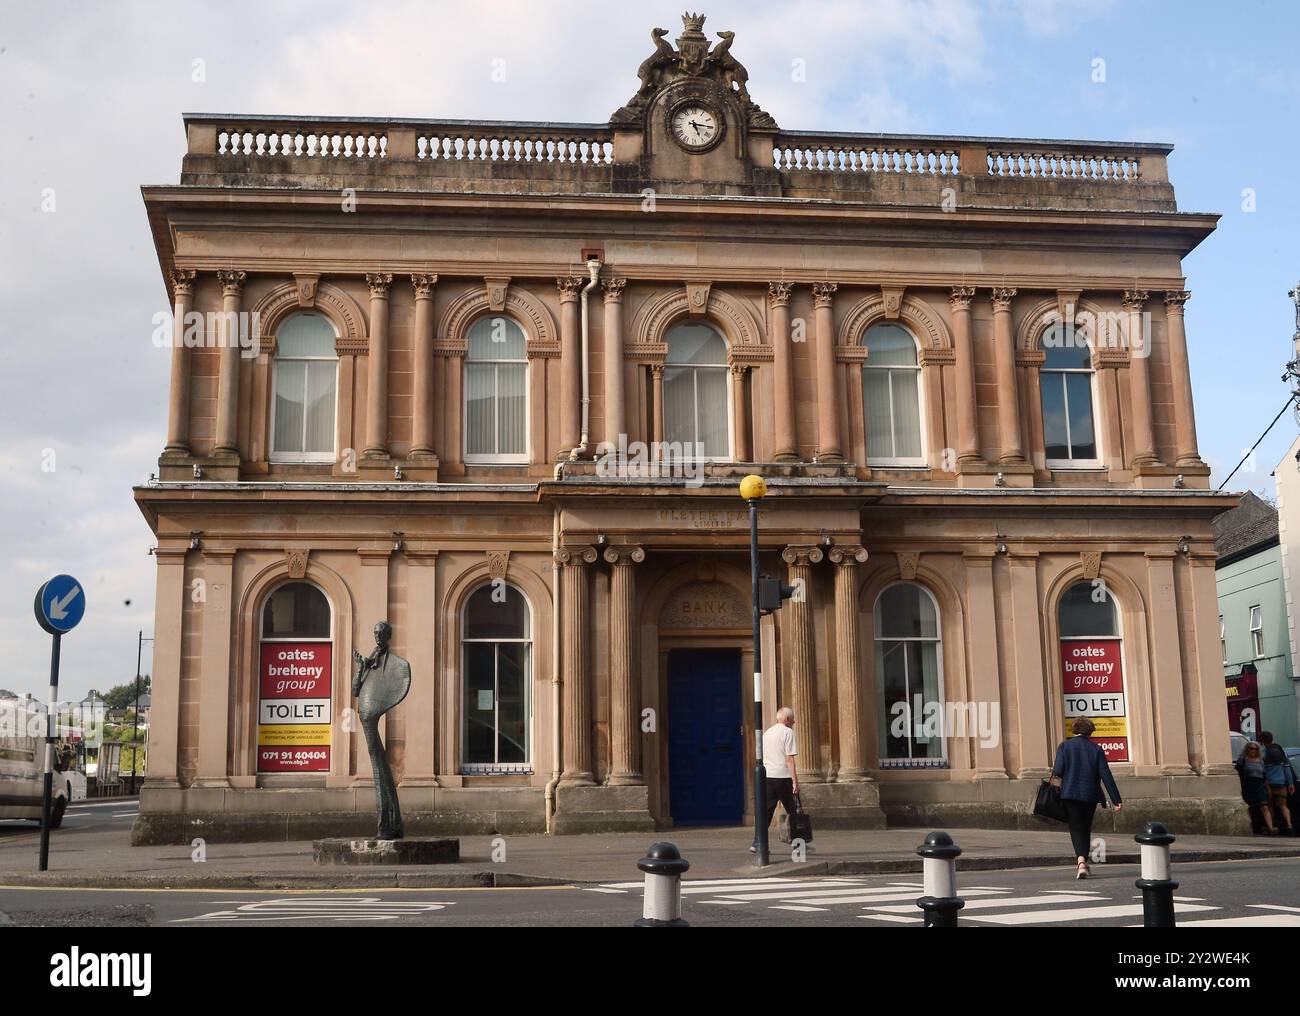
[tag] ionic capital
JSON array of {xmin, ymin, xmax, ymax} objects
[
  {"xmin": 555, "ymin": 545, "xmax": 598, "ymax": 567},
  {"xmin": 828, "ymin": 544, "xmax": 868, "ymax": 566},
  {"xmin": 782, "ymin": 544, "xmax": 824, "ymax": 568},
  {"xmin": 603, "ymin": 544, "xmax": 645, "ymax": 566}
]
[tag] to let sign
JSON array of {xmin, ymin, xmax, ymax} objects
[
  {"xmin": 257, "ymin": 642, "xmax": 332, "ymax": 773},
  {"xmin": 1059, "ymin": 638, "xmax": 1129, "ymax": 762}
]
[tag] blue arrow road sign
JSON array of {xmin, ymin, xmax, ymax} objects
[{"xmin": 34, "ymin": 574, "xmax": 85, "ymax": 635}]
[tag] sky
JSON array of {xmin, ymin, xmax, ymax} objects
[{"xmin": 1, "ymin": 0, "xmax": 1297, "ymax": 701}]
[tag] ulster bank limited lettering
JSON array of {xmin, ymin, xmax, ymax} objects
[{"xmin": 657, "ymin": 508, "xmax": 747, "ymax": 529}]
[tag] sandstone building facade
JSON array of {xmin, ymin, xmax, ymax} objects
[{"xmin": 134, "ymin": 15, "xmax": 1241, "ymax": 843}]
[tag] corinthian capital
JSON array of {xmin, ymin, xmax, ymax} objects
[
  {"xmin": 602, "ymin": 276, "xmax": 628, "ymax": 301},
  {"xmin": 949, "ymin": 285, "xmax": 976, "ymax": 311},
  {"xmin": 366, "ymin": 272, "xmax": 394, "ymax": 298},
  {"xmin": 410, "ymin": 273, "xmax": 438, "ymax": 298},
  {"xmin": 812, "ymin": 282, "xmax": 838, "ymax": 308},
  {"xmin": 216, "ymin": 269, "xmax": 246, "ymax": 295},
  {"xmin": 991, "ymin": 286, "xmax": 1017, "ymax": 312},
  {"xmin": 1163, "ymin": 290, "xmax": 1190, "ymax": 312},
  {"xmin": 557, "ymin": 276, "xmax": 586, "ymax": 301},
  {"xmin": 768, "ymin": 281, "xmax": 794, "ymax": 307},
  {"xmin": 170, "ymin": 268, "xmax": 198, "ymax": 298},
  {"xmin": 1122, "ymin": 289, "xmax": 1149, "ymax": 311}
]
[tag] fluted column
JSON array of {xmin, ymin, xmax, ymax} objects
[
  {"xmin": 829, "ymin": 544, "xmax": 869, "ymax": 782},
  {"xmin": 558, "ymin": 545, "xmax": 598, "ymax": 785},
  {"xmin": 949, "ymin": 286, "xmax": 980, "ymax": 463},
  {"xmin": 1124, "ymin": 289, "xmax": 1158, "ymax": 465},
  {"xmin": 991, "ymin": 287, "xmax": 1023, "ymax": 463},
  {"xmin": 557, "ymin": 276, "xmax": 584, "ymax": 454},
  {"xmin": 362, "ymin": 272, "xmax": 393, "ymax": 458},
  {"xmin": 212, "ymin": 269, "xmax": 246, "ymax": 455},
  {"xmin": 769, "ymin": 282, "xmax": 798, "ymax": 460},
  {"xmin": 730, "ymin": 363, "xmax": 750, "ymax": 461},
  {"xmin": 811, "ymin": 282, "xmax": 842, "ymax": 461},
  {"xmin": 1165, "ymin": 290, "xmax": 1200, "ymax": 465},
  {"xmin": 410, "ymin": 273, "xmax": 437, "ymax": 456},
  {"xmin": 604, "ymin": 544, "xmax": 645, "ymax": 785},
  {"xmin": 781, "ymin": 544, "xmax": 824, "ymax": 783},
  {"xmin": 602, "ymin": 277, "xmax": 627, "ymax": 448},
  {"xmin": 165, "ymin": 269, "xmax": 198, "ymax": 453}
]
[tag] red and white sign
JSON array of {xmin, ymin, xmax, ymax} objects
[
  {"xmin": 257, "ymin": 642, "xmax": 332, "ymax": 774},
  {"xmin": 1059, "ymin": 638, "xmax": 1129, "ymax": 762}
]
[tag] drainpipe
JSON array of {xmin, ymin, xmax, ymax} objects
[
  {"xmin": 567, "ymin": 257, "xmax": 603, "ymax": 462},
  {"xmin": 544, "ymin": 504, "xmax": 562, "ymax": 833}
]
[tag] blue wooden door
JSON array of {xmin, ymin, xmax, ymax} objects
[{"xmin": 668, "ymin": 649, "xmax": 744, "ymax": 825}]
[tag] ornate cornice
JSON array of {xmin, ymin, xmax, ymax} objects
[
  {"xmin": 919, "ymin": 347, "xmax": 956, "ymax": 366},
  {"xmin": 625, "ymin": 341, "xmax": 669, "ymax": 363}
]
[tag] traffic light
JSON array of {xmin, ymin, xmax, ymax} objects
[{"xmin": 758, "ymin": 574, "xmax": 798, "ymax": 614}]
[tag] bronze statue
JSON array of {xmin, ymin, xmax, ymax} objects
[{"xmin": 351, "ymin": 621, "xmax": 412, "ymax": 839}]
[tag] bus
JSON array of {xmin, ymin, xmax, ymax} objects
[{"xmin": 0, "ymin": 699, "xmax": 76, "ymax": 827}]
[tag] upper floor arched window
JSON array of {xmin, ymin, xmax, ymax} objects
[
  {"xmin": 271, "ymin": 313, "xmax": 338, "ymax": 462},
  {"xmin": 465, "ymin": 316, "xmax": 528, "ymax": 463},
  {"xmin": 462, "ymin": 582, "xmax": 532, "ymax": 772},
  {"xmin": 862, "ymin": 323, "xmax": 924, "ymax": 465},
  {"xmin": 1040, "ymin": 332, "xmax": 1099, "ymax": 468},
  {"xmin": 663, "ymin": 322, "xmax": 731, "ymax": 461}
]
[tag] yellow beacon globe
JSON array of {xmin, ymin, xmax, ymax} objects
[{"xmin": 739, "ymin": 474, "xmax": 767, "ymax": 501}]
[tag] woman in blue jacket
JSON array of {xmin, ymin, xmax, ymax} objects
[{"xmin": 1051, "ymin": 717, "xmax": 1123, "ymax": 879}]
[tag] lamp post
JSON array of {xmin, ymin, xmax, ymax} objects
[
  {"xmin": 740, "ymin": 474, "xmax": 769, "ymax": 866},
  {"xmin": 132, "ymin": 630, "xmax": 153, "ymax": 790}
]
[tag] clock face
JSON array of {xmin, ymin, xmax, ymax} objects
[{"xmin": 670, "ymin": 103, "xmax": 721, "ymax": 151}]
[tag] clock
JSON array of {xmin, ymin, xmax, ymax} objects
[{"xmin": 668, "ymin": 100, "xmax": 723, "ymax": 153}]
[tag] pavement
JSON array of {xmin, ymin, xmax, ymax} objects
[{"xmin": 2, "ymin": 798, "xmax": 1299, "ymax": 889}]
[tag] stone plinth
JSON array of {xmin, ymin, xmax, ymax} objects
[{"xmin": 314, "ymin": 837, "xmax": 460, "ymax": 866}]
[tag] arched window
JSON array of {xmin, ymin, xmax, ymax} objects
[
  {"xmin": 271, "ymin": 313, "xmax": 338, "ymax": 461},
  {"xmin": 874, "ymin": 582, "xmax": 945, "ymax": 766},
  {"xmin": 1057, "ymin": 581, "xmax": 1128, "ymax": 762},
  {"xmin": 258, "ymin": 581, "xmax": 333, "ymax": 774},
  {"xmin": 462, "ymin": 582, "xmax": 532, "ymax": 772},
  {"xmin": 465, "ymin": 316, "xmax": 528, "ymax": 463},
  {"xmin": 1040, "ymin": 333, "xmax": 1098, "ymax": 467},
  {"xmin": 663, "ymin": 322, "xmax": 731, "ymax": 461},
  {"xmin": 862, "ymin": 323, "xmax": 924, "ymax": 465}
]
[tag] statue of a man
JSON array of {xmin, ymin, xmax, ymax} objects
[{"xmin": 351, "ymin": 620, "xmax": 412, "ymax": 839}]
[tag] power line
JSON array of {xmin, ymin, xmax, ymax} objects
[{"xmin": 1217, "ymin": 395, "xmax": 1296, "ymax": 491}]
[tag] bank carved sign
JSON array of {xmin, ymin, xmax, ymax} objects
[{"xmin": 660, "ymin": 581, "xmax": 749, "ymax": 630}]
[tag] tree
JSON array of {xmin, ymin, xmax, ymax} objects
[{"xmin": 100, "ymin": 676, "xmax": 151, "ymax": 711}]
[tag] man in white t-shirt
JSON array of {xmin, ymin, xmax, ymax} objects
[{"xmin": 751, "ymin": 707, "xmax": 798, "ymax": 852}]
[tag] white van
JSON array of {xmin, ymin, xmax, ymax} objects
[{"xmin": 0, "ymin": 699, "xmax": 72, "ymax": 827}]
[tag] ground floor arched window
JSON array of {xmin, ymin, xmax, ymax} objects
[
  {"xmin": 257, "ymin": 581, "xmax": 333, "ymax": 774},
  {"xmin": 1057, "ymin": 581, "xmax": 1129, "ymax": 762},
  {"xmin": 874, "ymin": 581, "xmax": 945, "ymax": 767},
  {"xmin": 462, "ymin": 582, "xmax": 532, "ymax": 772}
]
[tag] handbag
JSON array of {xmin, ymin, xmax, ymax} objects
[
  {"xmin": 787, "ymin": 793, "xmax": 814, "ymax": 844},
  {"xmin": 1033, "ymin": 778, "xmax": 1068, "ymax": 823}
]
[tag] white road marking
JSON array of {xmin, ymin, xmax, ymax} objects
[
  {"xmin": 863, "ymin": 893, "xmax": 1099, "ymax": 914},
  {"xmin": 1157, "ymin": 914, "xmax": 1300, "ymax": 927},
  {"xmin": 963, "ymin": 902, "xmax": 1218, "ymax": 925},
  {"xmin": 172, "ymin": 896, "xmax": 455, "ymax": 923},
  {"xmin": 770, "ymin": 905, "xmax": 827, "ymax": 912}
]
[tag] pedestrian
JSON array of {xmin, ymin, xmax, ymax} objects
[
  {"xmin": 1258, "ymin": 731, "xmax": 1295, "ymax": 834},
  {"xmin": 1050, "ymin": 717, "xmax": 1122, "ymax": 879},
  {"xmin": 1234, "ymin": 741, "xmax": 1272, "ymax": 834},
  {"xmin": 751, "ymin": 706, "xmax": 798, "ymax": 853}
]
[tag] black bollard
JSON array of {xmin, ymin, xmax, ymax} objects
[
  {"xmin": 634, "ymin": 841, "xmax": 690, "ymax": 927},
  {"xmin": 916, "ymin": 830, "xmax": 965, "ymax": 927},
  {"xmin": 1134, "ymin": 821, "xmax": 1178, "ymax": 928}
]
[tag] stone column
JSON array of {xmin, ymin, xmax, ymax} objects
[
  {"xmin": 829, "ymin": 544, "xmax": 869, "ymax": 781},
  {"xmin": 443, "ymin": 347, "xmax": 464, "ymax": 473},
  {"xmin": 603, "ymin": 277, "xmax": 627, "ymax": 448},
  {"xmin": 165, "ymin": 270, "xmax": 197, "ymax": 453},
  {"xmin": 730, "ymin": 364, "xmax": 750, "ymax": 461},
  {"xmin": 1125, "ymin": 289, "xmax": 1159, "ymax": 465},
  {"xmin": 781, "ymin": 545, "xmax": 825, "ymax": 783},
  {"xmin": 769, "ymin": 282, "xmax": 798, "ymax": 461},
  {"xmin": 558, "ymin": 545, "xmax": 598, "ymax": 785},
  {"xmin": 963, "ymin": 552, "xmax": 1008, "ymax": 779},
  {"xmin": 213, "ymin": 270, "xmax": 246, "ymax": 455},
  {"xmin": 650, "ymin": 364, "xmax": 665, "ymax": 453},
  {"xmin": 604, "ymin": 544, "xmax": 645, "ymax": 785},
  {"xmin": 362, "ymin": 273, "xmax": 393, "ymax": 458},
  {"xmin": 194, "ymin": 549, "xmax": 235, "ymax": 787},
  {"xmin": 1145, "ymin": 551, "xmax": 1192, "ymax": 772},
  {"xmin": 949, "ymin": 286, "xmax": 980, "ymax": 463},
  {"xmin": 399, "ymin": 549, "xmax": 439, "ymax": 785},
  {"xmin": 1163, "ymin": 290, "xmax": 1201, "ymax": 466},
  {"xmin": 410, "ymin": 274, "xmax": 438, "ymax": 457},
  {"xmin": 812, "ymin": 282, "xmax": 843, "ymax": 461},
  {"xmin": 145, "ymin": 548, "xmax": 188, "ymax": 786},
  {"xmin": 990, "ymin": 287, "xmax": 1023, "ymax": 463},
  {"xmin": 557, "ymin": 276, "xmax": 585, "ymax": 454}
]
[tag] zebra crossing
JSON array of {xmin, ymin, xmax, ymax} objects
[{"xmin": 589, "ymin": 876, "xmax": 1300, "ymax": 926}]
